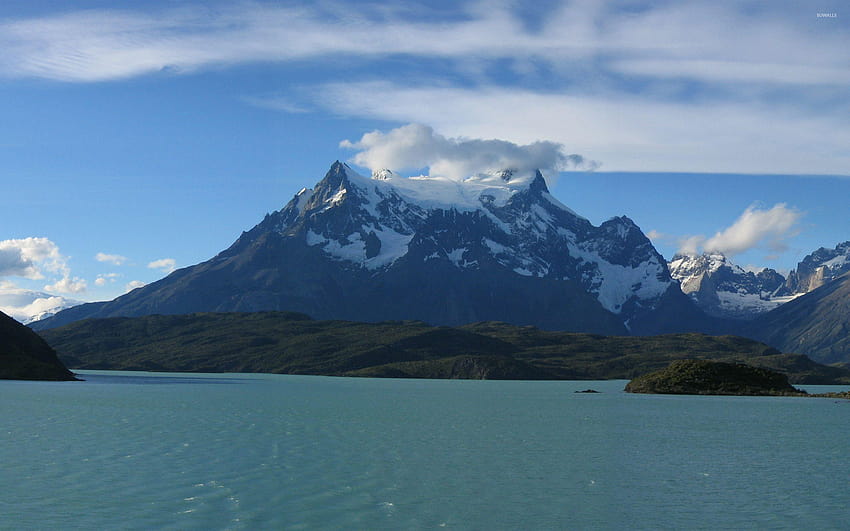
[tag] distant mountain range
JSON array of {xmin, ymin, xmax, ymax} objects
[
  {"xmin": 669, "ymin": 241, "xmax": 850, "ymax": 321},
  {"xmin": 668, "ymin": 253, "xmax": 790, "ymax": 319},
  {"xmin": 30, "ymin": 162, "xmax": 850, "ymax": 365}
]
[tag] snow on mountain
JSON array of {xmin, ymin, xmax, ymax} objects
[
  {"xmin": 669, "ymin": 253, "xmax": 792, "ymax": 320},
  {"xmin": 0, "ymin": 288, "xmax": 82, "ymax": 324},
  {"xmin": 278, "ymin": 163, "xmax": 672, "ymax": 319},
  {"xmin": 35, "ymin": 161, "xmax": 697, "ymax": 334},
  {"xmin": 786, "ymin": 241, "xmax": 850, "ymax": 294}
]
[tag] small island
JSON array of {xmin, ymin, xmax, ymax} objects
[{"xmin": 624, "ymin": 359, "xmax": 807, "ymax": 397}]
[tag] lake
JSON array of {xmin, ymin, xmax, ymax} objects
[{"xmin": 2, "ymin": 371, "xmax": 848, "ymax": 529}]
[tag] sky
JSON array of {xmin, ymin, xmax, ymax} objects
[{"xmin": 1, "ymin": 0, "xmax": 848, "ymax": 316}]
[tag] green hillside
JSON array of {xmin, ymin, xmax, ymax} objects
[
  {"xmin": 1, "ymin": 311, "xmax": 76, "ymax": 381},
  {"xmin": 39, "ymin": 312, "xmax": 850, "ymax": 384}
]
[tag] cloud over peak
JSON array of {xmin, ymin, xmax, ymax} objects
[
  {"xmin": 677, "ymin": 203, "xmax": 803, "ymax": 258},
  {"xmin": 341, "ymin": 123, "xmax": 596, "ymax": 182}
]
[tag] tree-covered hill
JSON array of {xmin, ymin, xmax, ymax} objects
[
  {"xmin": 38, "ymin": 312, "xmax": 850, "ymax": 384},
  {"xmin": 1, "ymin": 311, "xmax": 76, "ymax": 381}
]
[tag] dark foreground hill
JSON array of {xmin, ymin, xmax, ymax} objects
[
  {"xmin": 1, "ymin": 311, "xmax": 76, "ymax": 381},
  {"xmin": 38, "ymin": 312, "xmax": 850, "ymax": 384}
]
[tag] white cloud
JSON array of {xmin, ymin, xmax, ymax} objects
[
  {"xmin": 341, "ymin": 123, "xmax": 594, "ymax": 182},
  {"xmin": 646, "ymin": 230, "xmax": 666, "ymax": 241},
  {"xmin": 95, "ymin": 252, "xmax": 128, "ymax": 265},
  {"xmin": 677, "ymin": 204, "xmax": 803, "ymax": 257},
  {"xmin": 148, "ymin": 258, "xmax": 176, "ymax": 274},
  {"xmin": 2, "ymin": 2, "xmax": 846, "ymax": 87},
  {"xmin": 676, "ymin": 235, "xmax": 706, "ymax": 257},
  {"xmin": 0, "ymin": 237, "xmax": 67, "ymax": 279},
  {"xmin": 0, "ymin": 237, "xmax": 87, "ymax": 294},
  {"xmin": 0, "ymin": 287, "xmax": 80, "ymax": 323},
  {"xmin": 44, "ymin": 276, "xmax": 87, "ymax": 294},
  {"xmin": 125, "ymin": 280, "xmax": 146, "ymax": 292},
  {"xmin": 1, "ymin": 2, "xmax": 847, "ymax": 174},
  {"xmin": 95, "ymin": 273, "xmax": 121, "ymax": 287}
]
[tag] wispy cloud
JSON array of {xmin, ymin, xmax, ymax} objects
[
  {"xmin": 677, "ymin": 203, "xmax": 803, "ymax": 258},
  {"xmin": 2, "ymin": 1, "xmax": 846, "ymax": 87},
  {"xmin": 241, "ymin": 94, "xmax": 311, "ymax": 114},
  {"xmin": 95, "ymin": 252, "xmax": 128, "ymax": 266},
  {"xmin": 1, "ymin": 1, "xmax": 847, "ymax": 174},
  {"xmin": 319, "ymin": 82, "xmax": 850, "ymax": 175},
  {"xmin": 148, "ymin": 258, "xmax": 176, "ymax": 274}
]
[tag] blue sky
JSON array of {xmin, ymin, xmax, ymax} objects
[{"xmin": 1, "ymin": 0, "xmax": 848, "ymax": 311}]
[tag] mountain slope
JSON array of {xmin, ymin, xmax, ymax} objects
[
  {"xmin": 745, "ymin": 273, "xmax": 850, "ymax": 365},
  {"xmin": 36, "ymin": 162, "xmax": 708, "ymax": 334},
  {"xmin": 785, "ymin": 241, "xmax": 850, "ymax": 294},
  {"xmin": 668, "ymin": 253, "xmax": 791, "ymax": 319},
  {"xmin": 1, "ymin": 310, "xmax": 76, "ymax": 380}
]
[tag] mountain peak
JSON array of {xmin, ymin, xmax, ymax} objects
[
  {"xmin": 529, "ymin": 170, "xmax": 549, "ymax": 194},
  {"xmin": 786, "ymin": 240, "xmax": 850, "ymax": 294},
  {"xmin": 372, "ymin": 168, "xmax": 393, "ymax": 180},
  {"xmin": 668, "ymin": 252, "xmax": 790, "ymax": 319},
  {"xmin": 35, "ymin": 160, "xmax": 684, "ymax": 335}
]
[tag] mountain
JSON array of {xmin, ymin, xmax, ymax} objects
[
  {"xmin": 38, "ymin": 312, "xmax": 850, "ymax": 383},
  {"xmin": 0, "ymin": 310, "xmax": 76, "ymax": 380},
  {"xmin": 785, "ymin": 241, "xmax": 850, "ymax": 294},
  {"xmin": 668, "ymin": 253, "xmax": 793, "ymax": 320},
  {"xmin": 745, "ymin": 273, "xmax": 850, "ymax": 365},
  {"xmin": 0, "ymin": 288, "xmax": 82, "ymax": 324},
  {"xmin": 35, "ymin": 162, "xmax": 713, "ymax": 334}
]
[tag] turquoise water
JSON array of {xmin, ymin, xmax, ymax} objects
[{"xmin": 2, "ymin": 371, "xmax": 849, "ymax": 530}]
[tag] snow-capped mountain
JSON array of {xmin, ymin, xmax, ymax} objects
[
  {"xmin": 670, "ymin": 241, "xmax": 850, "ymax": 321},
  {"xmin": 35, "ymin": 162, "xmax": 707, "ymax": 334},
  {"xmin": 0, "ymin": 288, "xmax": 82, "ymax": 324},
  {"xmin": 785, "ymin": 241, "xmax": 850, "ymax": 295},
  {"xmin": 668, "ymin": 253, "xmax": 792, "ymax": 320}
]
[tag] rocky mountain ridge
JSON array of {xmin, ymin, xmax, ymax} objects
[
  {"xmin": 668, "ymin": 253, "xmax": 792, "ymax": 319},
  {"xmin": 34, "ymin": 162, "xmax": 708, "ymax": 334},
  {"xmin": 785, "ymin": 241, "xmax": 850, "ymax": 294},
  {"xmin": 669, "ymin": 241, "xmax": 850, "ymax": 320}
]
